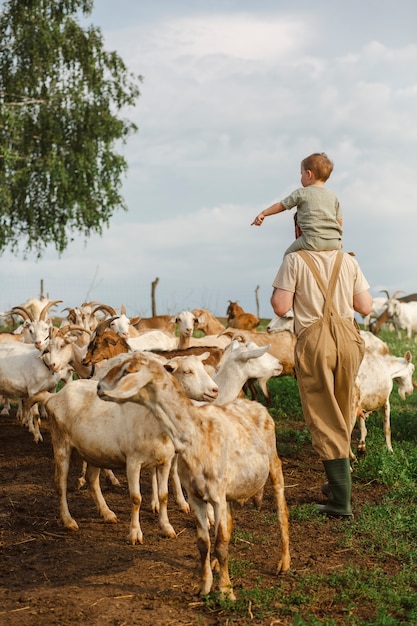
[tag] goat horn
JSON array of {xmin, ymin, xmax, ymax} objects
[
  {"xmin": 94, "ymin": 316, "xmax": 119, "ymax": 335},
  {"xmin": 120, "ymin": 304, "xmax": 126, "ymax": 315},
  {"xmin": 58, "ymin": 325, "xmax": 91, "ymax": 337},
  {"xmin": 379, "ymin": 290, "xmax": 390, "ymax": 299},
  {"xmin": 81, "ymin": 301, "xmax": 101, "ymax": 308},
  {"xmin": 93, "ymin": 304, "xmax": 117, "ymax": 317},
  {"xmin": 392, "ymin": 290, "xmax": 406, "ymax": 300},
  {"xmin": 39, "ymin": 300, "xmax": 64, "ymax": 321},
  {"xmin": 11, "ymin": 306, "xmax": 35, "ymax": 322}
]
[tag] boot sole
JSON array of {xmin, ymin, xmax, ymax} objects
[{"xmin": 316, "ymin": 504, "xmax": 354, "ymax": 519}]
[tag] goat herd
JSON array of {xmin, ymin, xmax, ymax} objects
[{"xmin": 0, "ymin": 293, "xmax": 415, "ymax": 598}]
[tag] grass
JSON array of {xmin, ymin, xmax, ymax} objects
[{"xmin": 202, "ymin": 327, "xmax": 417, "ymax": 624}]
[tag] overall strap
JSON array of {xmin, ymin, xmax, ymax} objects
[{"xmin": 297, "ymin": 250, "xmax": 344, "ymax": 322}]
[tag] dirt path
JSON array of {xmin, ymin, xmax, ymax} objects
[{"xmin": 0, "ymin": 413, "xmax": 391, "ymax": 625}]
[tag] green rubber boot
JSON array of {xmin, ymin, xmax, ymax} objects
[{"xmin": 317, "ymin": 458, "xmax": 353, "ymax": 518}]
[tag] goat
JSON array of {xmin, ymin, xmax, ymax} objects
[
  {"xmin": 175, "ymin": 310, "xmax": 199, "ymax": 349},
  {"xmin": 0, "ymin": 327, "xmax": 88, "ymax": 442},
  {"xmin": 266, "ymin": 311, "xmax": 295, "ymax": 334},
  {"xmin": 10, "ymin": 299, "xmax": 63, "ymax": 353},
  {"xmin": 172, "ymin": 310, "xmax": 231, "ymax": 351},
  {"xmin": 221, "ymin": 328, "xmax": 296, "ymax": 378},
  {"xmin": 352, "ymin": 350, "xmax": 414, "ymax": 454},
  {"xmin": 213, "ymin": 340, "xmax": 282, "ymax": 405},
  {"xmin": 0, "ymin": 299, "xmax": 64, "ymax": 422},
  {"xmin": 91, "ymin": 303, "xmax": 141, "ymax": 339},
  {"xmin": 370, "ymin": 292, "xmax": 417, "ymax": 334},
  {"xmin": 30, "ymin": 352, "xmax": 220, "ymax": 544},
  {"xmin": 81, "ymin": 317, "xmax": 132, "ymax": 369},
  {"xmin": 226, "ymin": 301, "xmax": 259, "ymax": 330},
  {"xmin": 97, "ymin": 352, "xmax": 290, "ymax": 600},
  {"xmin": 386, "ymin": 299, "xmax": 417, "ymax": 341},
  {"xmin": 360, "ymin": 330, "xmax": 390, "ymax": 356}
]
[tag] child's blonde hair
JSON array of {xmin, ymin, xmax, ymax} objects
[{"xmin": 302, "ymin": 153, "xmax": 334, "ymax": 182}]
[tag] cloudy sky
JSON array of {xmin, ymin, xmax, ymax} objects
[{"xmin": 1, "ymin": 0, "xmax": 416, "ymax": 319}]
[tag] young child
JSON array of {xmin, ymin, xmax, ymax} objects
[{"xmin": 251, "ymin": 152, "xmax": 343, "ymax": 256}]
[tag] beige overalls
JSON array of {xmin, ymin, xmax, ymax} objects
[{"xmin": 294, "ymin": 251, "xmax": 365, "ymax": 461}]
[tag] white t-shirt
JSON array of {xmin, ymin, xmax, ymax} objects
[{"xmin": 272, "ymin": 250, "xmax": 370, "ymax": 336}]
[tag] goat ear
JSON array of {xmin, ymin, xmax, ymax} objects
[
  {"xmin": 237, "ymin": 344, "xmax": 270, "ymax": 362},
  {"xmin": 164, "ymin": 362, "xmax": 176, "ymax": 374}
]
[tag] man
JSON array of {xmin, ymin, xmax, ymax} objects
[{"xmin": 271, "ymin": 248, "xmax": 372, "ymax": 517}]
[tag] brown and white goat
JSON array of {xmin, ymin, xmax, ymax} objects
[{"xmin": 97, "ymin": 353, "xmax": 290, "ymax": 600}]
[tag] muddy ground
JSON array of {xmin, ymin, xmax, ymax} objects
[{"xmin": 1, "ymin": 411, "xmax": 393, "ymax": 625}]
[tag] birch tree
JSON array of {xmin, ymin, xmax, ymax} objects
[{"xmin": 0, "ymin": 0, "xmax": 141, "ymax": 256}]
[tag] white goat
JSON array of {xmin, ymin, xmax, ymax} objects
[
  {"xmin": 11, "ymin": 299, "xmax": 63, "ymax": 353},
  {"xmin": 97, "ymin": 352, "xmax": 290, "ymax": 600},
  {"xmin": 174, "ymin": 309, "xmax": 232, "ymax": 350},
  {"xmin": 160, "ymin": 310, "xmax": 231, "ymax": 351},
  {"xmin": 0, "ymin": 337, "xmax": 77, "ymax": 442},
  {"xmin": 213, "ymin": 340, "xmax": 283, "ymax": 404},
  {"xmin": 31, "ymin": 352, "xmax": 219, "ymax": 544},
  {"xmin": 266, "ymin": 311, "xmax": 295, "ymax": 334},
  {"xmin": 221, "ymin": 328, "xmax": 296, "ymax": 378},
  {"xmin": 91, "ymin": 303, "xmax": 141, "ymax": 339},
  {"xmin": 386, "ymin": 300, "xmax": 417, "ymax": 341},
  {"xmin": 352, "ymin": 350, "xmax": 415, "ymax": 454},
  {"xmin": 174, "ymin": 310, "xmax": 199, "ymax": 349},
  {"xmin": 360, "ymin": 330, "xmax": 390, "ymax": 356}
]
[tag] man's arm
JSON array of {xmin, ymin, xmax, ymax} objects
[
  {"xmin": 270, "ymin": 287, "xmax": 294, "ymax": 317},
  {"xmin": 353, "ymin": 290, "xmax": 373, "ymax": 316}
]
